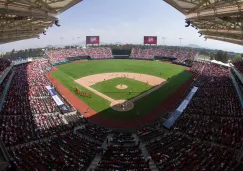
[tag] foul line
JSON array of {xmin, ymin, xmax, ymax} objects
[
  {"xmin": 57, "ymin": 69, "xmax": 75, "ymax": 81},
  {"xmin": 58, "ymin": 69, "xmax": 168, "ymax": 106},
  {"xmin": 127, "ymin": 81, "xmax": 167, "ymax": 103},
  {"xmin": 76, "ymin": 81, "xmax": 167, "ymax": 105},
  {"xmin": 78, "ymin": 83, "xmax": 117, "ymax": 103},
  {"xmin": 57, "ymin": 69, "xmax": 118, "ymax": 103}
]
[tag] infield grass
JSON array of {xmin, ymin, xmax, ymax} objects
[
  {"xmin": 91, "ymin": 77, "xmax": 153, "ymax": 100},
  {"xmin": 51, "ymin": 60, "xmax": 192, "ymax": 121}
]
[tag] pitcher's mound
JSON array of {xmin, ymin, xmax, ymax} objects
[
  {"xmin": 111, "ymin": 100, "xmax": 134, "ymax": 112},
  {"xmin": 116, "ymin": 84, "xmax": 128, "ymax": 89}
]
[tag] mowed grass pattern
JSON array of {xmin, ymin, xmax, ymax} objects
[
  {"xmin": 91, "ymin": 77, "xmax": 152, "ymax": 100},
  {"xmin": 52, "ymin": 60, "xmax": 192, "ymax": 121},
  {"xmin": 57, "ymin": 60, "xmax": 185, "ymax": 79}
]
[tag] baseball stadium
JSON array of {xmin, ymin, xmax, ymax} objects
[{"xmin": 0, "ymin": 0, "xmax": 242, "ymax": 171}]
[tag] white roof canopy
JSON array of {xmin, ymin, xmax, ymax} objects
[
  {"xmin": 165, "ymin": 0, "xmax": 243, "ymax": 46},
  {"xmin": 0, "ymin": 0, "xmax": 82, "ymax": 44}
]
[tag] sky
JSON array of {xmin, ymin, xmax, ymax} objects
[{"xmin": 0, "ymin": 0, "xmax": 242, "ymax": 53}]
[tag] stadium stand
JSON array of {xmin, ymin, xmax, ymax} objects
[
  {"xmin": 130, "ymin": 47, "xmax": 197, "ymax": 64},
  {"xmin": 76, "ymin": 124, "xmax": 111, "ymax": 143},
  {"xmin": 233, "ymin": 60, "xmax": 243, "ymax": 75},
  {"xmin": 190, "ymin": 60, "xmax": 205, "ymax": 74},
  {"xmin": 175, "ymin": 63, "xmax": 243, "ymax": 147},
  {"xmin": 135, "ymin": 61, "xmax": 243, "ymax": 170},
  {"xmin": 130, "ymin": 48, "xmax": 155, "ymax": 59},
  {"xmin": 142, "ymin": 131, "xmax": 238, "ymax": 171},
  {"xmin": 232, "ymin": 70, "xmax": 243, "ymax": 96},
  {"xmin": 0, "ymin": 59, "xmax": 11, "ymax": 76},
  {"xmin": 48, "ymin": 46, "xmax": 196, "ymax": 64},
  {"xmin": 86, "ymin": 47, "xmax": 113, "ymax": 59},
  {"xmin": 47, "ymin": 49, "xmax": 69, "ymax": 64},
  {"xmin": 0, "ymin": 55, "xmax": 242, "ymax": 171},
  {"xmin": 1, "ymin": 0, "xmax": 243, "ymax": 169},
  {"xmin": 8, "ymin": 132, "xmax": 100, "ymax": 171},
  {"xmin": 0, "ymin": 60, "xmax": 80, "ymax": 147},
  {"xmin": 47, "ymin": 47, "xmax": 113, "ymax": 64},
  {"xmin": 96, "ymin": 133, "xmax": 151, "ymax": 171}
]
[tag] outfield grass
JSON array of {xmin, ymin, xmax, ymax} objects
[
  {"xmin": 56, "ymin": 60, "xmax": 185, "ymax": 79},
  {"xmin": 51, "ymin": 60, "xmax": 192, "ymax": 121},
  {"xmin": 91, "ymin": 77, "xmax": 152, "ymax": 100}
]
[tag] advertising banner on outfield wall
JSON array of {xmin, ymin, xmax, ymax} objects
[
  {"xmin": 46, "ymin": 86, "xmax": 69, "ymax": 114},
  {"xmin": 144, "ymin": 36, "xmax": 157, "ymax": 44}
]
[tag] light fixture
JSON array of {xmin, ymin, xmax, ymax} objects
[
  {"xmin": 43, "ymin": 28, "xmax": 47, "ymax": 35},
  {"xmin": 198, "ymin": 31, "xmax": 202, "ymax": 37},
  {"xmin": 55, "ymin": 19, "xmax": 61, "ymax": 27},
  {"xmin": 185, "ymin": 20, "xmax": 190, "ymax": 27}
]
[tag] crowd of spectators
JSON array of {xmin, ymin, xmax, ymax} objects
[
  {"xmin": 233, "ymin": 60, "xmax": 243, "ymax": 75},
  {"xmin": 1, "ymin": 60, "xmax": 58, "ymax": 115},
  {"xmin": 85, "ymin": 47, "xmax": 113, "ymax": 59},
  {"xmin": 0, "ymin": 60, "xmax": 82, "ymax": 147},
  {"xmin": 96, "ymin": 133, "xmax": 151, "ymax": 171},
  {"xmin": 0, "ymin": 70, "xmax": 12, "ymax": 97},
  {"xmin": 175, "ymin": 62, "xmax": 243, "ymax": 148},
  {"xmin": 8, "ymin": 132, "xmax": 100, "ymax": 171},
  {"xmin": 0, "ymin": 59, "xmax": 11, "ymax": 76},
  {"xmin": 130, "ymin": 48, "xmax": 154, "ymax": 59},
  {"xmin": 1, "ymin": 57, "xmax": 243, "ymax": 170},
  {"xmin": 232, "ymin": 69, "xmax": 243, "ymax": 96},
  {"xmin": 136, "ymin": 62, "xmax": 242, "ymax": 170},
  {"xmin": 47, "ymin": 49, "xmax": 68, "ymax": 64},
  {"xmin": 76, "ymin": 124, "xmax": 111, "ymax": 143},
  {"xmin": 130, "ymin": 47, "xmax": 197, "ymax": 63},
  {"xmin": 143, "ymin": 132, "xmax": 238, "ymax": 171},
  {"xmin": 47, "ymin": 47, "xmax": 113, "ymax": 63},
  {"xmin": 48, "ymin": 46, "xmax": 197, "ymax": 64},
  {"xmin": 190, "ymin": 60, "xmax": 206, "ymax": 74}
]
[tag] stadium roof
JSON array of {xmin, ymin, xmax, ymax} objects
[
  {"xmin": 0, "ymin": 0, "xmax": 82, "ymax": 44},
  {"xmin": 165, "ymin": 0, "xmax": 243, "ymax": 46}
]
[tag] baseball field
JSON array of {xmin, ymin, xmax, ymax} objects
[{"xmin": 49, "ymin": 60, "xmax": 193, "ymax": 127}]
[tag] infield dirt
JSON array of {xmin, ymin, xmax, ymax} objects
[
  {"xmin": 75, "ymin": 72, "xmax": 166, "ymax": 86},
  {"xmin": 74, "ymin": 72, "xmax": 166, "ymax": 111}
]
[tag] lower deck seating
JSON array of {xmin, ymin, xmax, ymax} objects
[
  {"xmin": 96, "ymin": 133, "xmax": 150, "ymax": 171},
  {"xmin": 145, "ymin": 132, "xmax": 238, "ymax": 171},
  {"xmin": 9, "ymin": 133, "xmax": 100, "ymax": 171},
  {"xmin": 76, "ymin": 124, "xmax": 111, "ymax": 143},
  {"xmin": 233, "ymin": 60, "xmax": 243, "ymax": 75}
]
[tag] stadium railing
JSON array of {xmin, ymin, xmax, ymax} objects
[
  {"xmin": 230, "ymin": 71, "xmax": 243, "ymax": 109},
  {"xmin": 230, "ymin": 63, "xmax": 243, "ymax": 84},
  {"xmin": 0, "ymin": 71, "xmax": 15, "ymax": 111},
  {"xmin": 51, "ymin": 60, "xmax": 71, "ymax": 66},
  {"xmin": 0, "ymin": 64, "xmax": 13, "ymax": 85}
]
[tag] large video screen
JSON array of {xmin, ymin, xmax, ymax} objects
[
  {"xmin": 144, "ymin": 36, "xmax": 157, "ymax": 44},
  {"xmin": 86, "ymin": 36, "xmax": 100, "ymax": 44}
]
